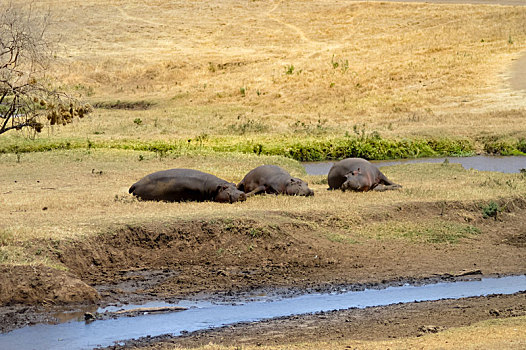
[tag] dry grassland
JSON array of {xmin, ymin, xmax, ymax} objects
[
  {"xmin": 9, "ymin": 0, "xmax": 525, "ymax": 143},
  {"xmin": 1, "ymin": 149, "xmax": 525, "ymax": 264}
]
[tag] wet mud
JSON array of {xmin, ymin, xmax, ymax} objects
[{"xmin": 101, "ymin": 293, "xmax": 526, "ymax": 349}]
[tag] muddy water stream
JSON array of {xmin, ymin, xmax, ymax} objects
[
  {"xmin": 1, "ymin": 276, "xmax": 525, "ymax": 350},
  {"xmin": 303, "ymin": 155, "xmax": 526, "ymax": 175}
]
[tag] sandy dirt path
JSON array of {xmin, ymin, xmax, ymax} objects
[
  {"xmin": 510, "ymin": 54, "xmax": 526, "ymax": 91},
  {"xmin": 359, "ymin": 0, "xmax": 526, "ymax": 5}
]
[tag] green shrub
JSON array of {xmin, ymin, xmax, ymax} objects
[{"xmin": 482, "ymin": 201, "xmax": 499, "ymax": 220}]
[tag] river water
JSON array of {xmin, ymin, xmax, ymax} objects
[
  {"xmin": 303, "ymin": 155, "xmax": 526, "ymax": 176},
  {"xmin": 1, "ymin": 275, "xmax": 525, "ymax": 350}
]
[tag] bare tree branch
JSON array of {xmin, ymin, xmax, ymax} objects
[{"xmin": 0, "ymin": 1, "xmax": 91, "ymax": 136}]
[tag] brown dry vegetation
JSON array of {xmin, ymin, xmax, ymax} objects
[{"xmin": 2, "ymin": 0, "xmax": 526, "ymax": 145}]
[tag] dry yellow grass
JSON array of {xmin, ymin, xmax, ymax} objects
[
  {"xmin": 1, "ymin": 149, "xmax": 524, "ymax": 248},
  {"xmin": 9, "ymin": 0, "xmax": 525, "ymax": 142}
]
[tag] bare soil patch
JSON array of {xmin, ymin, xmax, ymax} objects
[
  {"xmin": 31, "ymin": 198, "xmax": 526, "ymax": 300},
  {"xmin": 0, "ymin": 265, "xmax": 99, "ymax": 307}
]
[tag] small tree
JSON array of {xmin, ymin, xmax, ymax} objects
[{"xmin": 0, "ymin": 1, "xmax": 91, "ymax": 136}]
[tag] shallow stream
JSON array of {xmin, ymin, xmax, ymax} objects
[
  {"xmin": 303, "ymin": 155, "xmax": 526, "ymax": 175},
  {"xmin": 1, "ymin": 275, "xmax": 525, "ymax": 350}
]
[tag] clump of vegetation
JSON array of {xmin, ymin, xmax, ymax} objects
[
  {"xmin": 330, "ymin": 54, "xmax": 349, "ymax": 73},
  {"xmin": 247, "ymin": 227, "xmax": 270, "ymax": 238},
  {"xmin": 290, "ymin": 118, "xmax": 329, "ymax": 135},
  {"xmin": 92, "ymin": 100, "xmax": 154, "ymax": 110},
  {"xmin": 0, "ymin": 229, "xmax": 14, "ymax": 246},
  {"xmin": 516, "ymin": 138, "xmax": 526, "ymax": 154},
  {"xmin": 227, "ymin": 117, "xmax": 269, "ymax": 135},
  {"xmin": 482, "ymin": 201, "xmax": 500, "ymax": 220},
  {"xmin": 482, "ymin": 137, "xmax": 526, "ymax": 156}
]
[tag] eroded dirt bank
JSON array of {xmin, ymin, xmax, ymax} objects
[
  {"xmin": 58, "ymin": 198, "xmax": 526, "ymax": 300},
  {"xmin": 0, "ymin": 197, "xmax": 525, "ymax": 336}
]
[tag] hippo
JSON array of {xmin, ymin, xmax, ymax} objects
[
  {"xmin": 129, "ymin": 168, "xmax": 247, "ymax": 203},
  {"xmin": 328, "ymin": 158, "xmax": 402, "ymax": 192},
  {"xmin": 237, "ymin": 165, "xmax": 314, "ymax": 197}
]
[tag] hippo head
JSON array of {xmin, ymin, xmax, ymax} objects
[
  {"xmin": 215, "ymin": 183, "xmax": 247, "ymax": 203},
  {"xmin": 285, "ymin": 178, "xmax": 314, "ymax": 196},
  {"xmin": 341, "ymin": 169, "xmax": 368, "ymax": 192}
]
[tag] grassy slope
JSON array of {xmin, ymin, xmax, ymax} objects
[{"xmin": 2, "ymin": 0, "xmax": 526, "ymax": 156}]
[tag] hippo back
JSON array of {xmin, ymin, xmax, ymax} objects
[
  {"xmin": 238, "ymin": 165, "xmax": 288, "ymax": 193},
  {"xmin": 238, "ymin": 165, "xmax": 313, "ymax": 196},
  {"xmin": 328, "ymin": 158, "xmax": 380, "ymax": 190},
  {"xmin": 129, "ymin": 168, "xmax": 245, "ymax": 202}
]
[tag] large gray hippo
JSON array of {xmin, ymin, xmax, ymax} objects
[
  {"xmin": 129, "ymin": 168, "xmax": 247, "ymax": 203},
  {"xmin": 328, "ymin": 158, "xmax": 401, "ymax": 192},
  {"xmin": 237, "ymin": 165, "xmax": 314, "ymax": 196}
]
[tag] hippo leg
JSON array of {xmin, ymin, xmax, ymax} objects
[
  {"xmin": 373, "ymin": 183, "xmax": 403, "ymax": 191},
  {"xmin": 245, "ymin": 185, "xmax": 267, "ymax": 197},
  {"xmin": 378, "ymin": 173, "xmax": 402, "ymax": 189},
  {"xmin": 378, "ymin": 173, "xmax": 395, "ymax": 186}
]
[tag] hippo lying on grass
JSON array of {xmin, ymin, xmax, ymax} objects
[
  {"xmin": 328, "ymin": 158, "xmax": 402, "ymax": 192},
  {"xmin": 129, "ymin": 169, "xmax": 246, "ymax": 203},
  {"xmin": 238, "ymin": 165, "xmax": 314, "ymax": 197}
]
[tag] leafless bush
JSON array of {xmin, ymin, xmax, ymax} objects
[{"xmin": 0, "ymin": 1, "xmax": 91, "ymax": 136}]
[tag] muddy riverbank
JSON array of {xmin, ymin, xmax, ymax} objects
[
  {"xmin": 102, "ymin": 293, "xmax": 526, "ymax": 350},
  {"xmin": 1, "ymin": 196, "xmax": 525, "ymax": 348},
  {"xmin": 2, "ymin": 276, "xmax": 524, "ymax": 349}
]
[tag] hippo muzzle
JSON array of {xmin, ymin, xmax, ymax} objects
[{"xmin": 216, "ymin": 184, "xmax": 247, "ymax": 203}]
